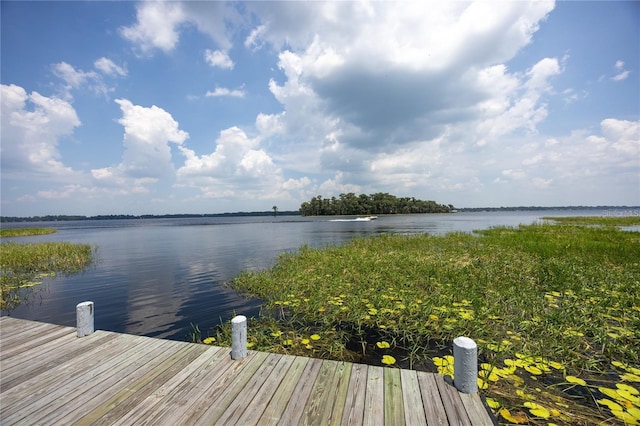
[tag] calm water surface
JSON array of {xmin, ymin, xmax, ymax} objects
[{"xmin": 1, "ymin": 210, "xmax": 614, "ymax": 340}]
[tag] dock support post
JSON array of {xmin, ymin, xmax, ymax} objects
[
  {"xmin": 231, "ymin": 315, "xmax": 247, "ymax": 360},
  {"xmin": 76, "ymin": 301, "xmax": 94, "ymax": 337},
  {"xmin": 453, "ymin": 336, "xmax": 478, "ymax": 393}
]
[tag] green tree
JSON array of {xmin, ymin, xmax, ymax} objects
[{"xmin": 299, "ymin": 193, "xmax": 451, "ymax": 216}]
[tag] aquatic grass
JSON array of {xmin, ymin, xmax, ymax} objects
[
  {"xmin": 1, "ymin": 241, "xmax": 94, "ymax": 311},
  {"xmin": 543, "ymin": 215, "xmax": 640, "ymax": 227},
  {"xmin": 211, "ymin": 219, "xmax": 639, "ymax": 424},
  {"xmin": 0, "ymin": 228, "xmax": 57, "ymax": 238}
]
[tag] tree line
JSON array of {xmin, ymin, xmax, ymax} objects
[
  {"xmin": 299, "ymin": 193, "xmax": 453, "ymax": 216},
  {"xmin": 0, "ymin": 211, "xmax": 302, "ymax": 223}
]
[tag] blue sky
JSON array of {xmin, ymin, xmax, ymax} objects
[{"xmin": 1, "ymin": 1, "xmax": 638, "ymax": 216}]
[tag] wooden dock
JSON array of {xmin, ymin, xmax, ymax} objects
[{"xmin": 0, "ymin": 316, "xmax": 494, "ymax": 425}]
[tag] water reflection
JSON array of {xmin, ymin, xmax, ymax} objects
[{"xmin": 1, "ymin": 210, "xmax": 617, "ymax": 340}]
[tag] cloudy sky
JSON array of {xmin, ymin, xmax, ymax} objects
[{"xmin": 1, "ymin": 1, "xmax": 638, "ymax": 216}]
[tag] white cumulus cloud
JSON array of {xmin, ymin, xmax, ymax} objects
[
  {"xmin": 204, "ymin": 49, "xmax": 234, "ymax": 69},
  {"xmin": 94, "ymin": 57, "xmax": 127, "ymax": 76},
  {"xmin": 611, "ymin": 60, "xmax": 630, "ymax": 82},
  {"xmin": 205, "ymin": 87, "xmax": 246, "ymax": 98},
  {"xmin": 52, "ymin": 58, "xmax": 127, "ymax": 98},
  {"xmin": 243, "ymin": 1, "xmax": 562, "ymax": 201},
  {"xmin": 120, "ymin": 2, "xmax": 235, "ymax": 54},
  {"xmin": 120, "ymin": 2, "xmax": 186, "ymax": 54},
  {"xmin": 176, "ymin": 127, "xmax": 290, "ymax": 201},
  {"xmin": 91, "ymin": 99, "xmax": 188, "ymax": 190},
  {"xmin": 52, "ymin": 62, "xmax": 97, "ymax": 89},
  {"xmin": 1, "ymin": 84, "xmax": 82, "ymax": 181}
]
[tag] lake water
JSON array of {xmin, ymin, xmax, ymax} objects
[{"xmin": 0, "ymin": 209, "xmax": 624, "ymax": 340}]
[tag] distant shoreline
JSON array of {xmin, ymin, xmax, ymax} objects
[
  {"xmin": 456, "ymin": 205, "xmax": 639, "ymax": 213},
  {"xmin": 1, "ymin": 205, "xmax": 638, "ymax": 223},
  {"xmin": 0, "ymin": 211, "xmax": 302, "ymax": 223}
]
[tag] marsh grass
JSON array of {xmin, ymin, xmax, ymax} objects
[
  {"xmin": 0, "ymin": 228, "xmax": 57, "ymax": 238},
  {"xmin": 202, "ymin": 219, "xmax": 638, "ymax": 424},
  {"xmin": 543, "ymin": 215, "xmax": 640, "ymax": 227},
  {"xmin": 1, "ymin": 241, "xmax": 94, "ymax": 311}
]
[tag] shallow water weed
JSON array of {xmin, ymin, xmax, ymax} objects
[
  {"xmin": 1, "ymin": 241, "xmax": 94, "ymax": 311},
  {"xmin": 0, "ymin": 228, "xmax": 57, "ymax": 238},
  {"xmin": 223, "ymin": 219, "xmax": 639, "ymax": 424}
]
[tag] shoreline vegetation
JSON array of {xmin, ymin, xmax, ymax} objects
[
  {"xmin": 0, "ymin": 211, "xmax": 303, "ymax": 223},
  {"xmin": 0, "ymin": 228, "xmax": 93, "ymax": 312},
  {"xmin": 299, "ymin": 192, "xmax": 452, "ymax": 215},
  {"xmin": 0, "ymin": 228, "xmax": 57, "ymax": 238},
  {"xmin": 1, "ymin": 205, "xmax": 637, "ymax": 223},
  {"xmin": 200, "ymin": 216, "xmax": 639, "ymax": 425}
]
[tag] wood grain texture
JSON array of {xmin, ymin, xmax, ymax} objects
[
  {"xmin": 459, "ymin": 392, "xmax": 496, "ymax": 425},
  {"xmin": 257, "ymin": 355, "xmax": 310, "ymax": 426},
  {"xmin": 341, "ymin": 362, "xmax": 368, "ymax": 426},
  {"xmin": 384, "ymin": 367, "xmax": 406, "ymax": 425},
  {"xmin": 434, "ymin": 374, "xmax": 473, "ymax": 426},
  {"xmin": 0, "ymin": 317, "xmax": 494, "ymax": 425},
  {"xmin": 364, "ymin": 365, "xmax": 385, "ymax": 426},
  {"xmin": 401, "ymin": 369, "xmax": 428, "ymax": 426},
  {"xmin": 417, "ymin": 372, "xmax": 450, "ymax": 426}
]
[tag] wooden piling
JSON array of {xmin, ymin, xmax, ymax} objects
[
  {"xmin": 231, "ymin": 315, "xmax": 247, "ymax": 360},
  {"xmin": 76, "ymin": 301, "xmax": 94, "ymax": 337},
  {"xmin": 453, "ymin": 336, "xmax": 478, "ymax": 394}
]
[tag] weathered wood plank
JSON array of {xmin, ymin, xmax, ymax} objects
[
  {"xmin": 417, "ymin": 372, "xmax": 449, "ymax": 426},
  {"xmin": 341, "ymin": 362, "xmax": 368, "ymax": 426},
  {"xmin": 0, "ymin": 332, "xmax": 138, "ymax": 415},
  {"xmin": 384, "ymin": 367, "xmax": 405, "ymax": 425},
  {"xmin": 170, "ymin": 351, "xmax": 265, "ymax": 425},
  {"xmin": 401, "ymin": 368, "xmax": 428, "ymax": 426},
  {"xmin": 216, "ymin": 353, "xmax": 287, "ymax": 425},
  {"xmin": 363, "ymin": 365, "xmax": 385, "ymax": 426},
  {"xmin": 191, "ymin": 351, "xmax": 271, "ymax": 425},
  {"xmin": 0, "ymin": 320, "xmax": 77, "ymax": 378},
  {"xmin": 277, "ymin": 356, "xmax": 323, "ymax": 426},
  {"xmin": 2, "ymin": 335, "xmax": 171, "ymax": 424},
  {"xmin": 1, "ymin": 329, "xmax": 80, "ymax": 376},
  {"xmin": 99, "ymin": 343, "xmax": 221, "ymax": 426},
  {"xmin": 0, "ymin": 317, "xmax": 69, "ymax": 346},
  {"xmin": 300, "ymin": 359, "xmax": 350, "ymax": 425},
  {"xmin": 24, "ymin": 339, "xmax": 192, "ymax": 425},
  {"xmin": 0, "ymin": 321, "xmax": 68, "ymax": 358},
  {"xmin": 1, "ymin": 327, "xmax": 82, "ymax": 371},
  {"xmin": 99, "ymin": 342, "xmax": 208, "ymax": 424},
  {"xmin": 459, "ymin": 392, "xmax": 495, "ymax": 425},
  {"xmin": 257, "ymin": 356, "xmax": 310, "ymax": 426},
  {"xmin": 78, "ymin": 341, "xmax": 217, "ymax": 426},
  {"xmin": 434, "ymin": 374, "xmax": 472, "ymax": 426},
  {"xmin": 0, "ymin": 318, "xmax": 495, "ymax": 426},
  {"xmin": 0, "ymin": 317, "xmax": 54, "ymax": 341},
  {"xmin": 109, "ymin": 346, "xmax": 228, "ymax": 426},
  {"xmin": 327, "ymin": 361, "xmax": 353, "ymax": 426},
  {"xmin": 0, "ymin": 316, "xmax": 35, "ymax": 339},
  {"xmin": 1, "ymin": 332, "xmax": 118, "ymax": 391},
  {"xmin": 235, "ymin": 354, "xmax": 296, "ymax": 425}
]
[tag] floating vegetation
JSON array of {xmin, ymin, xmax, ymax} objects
[
  {"xmin": 381, "ymin": 355, "xmax": 396, "ymax": 365},
  {"xmin": 434, "ymin": 352, "xmax": 640, "ymax": 424},
  {"xmin": 1, "ymin": 241, "xmax": 94, "ymax": 311},
  {"xmin": 0, "ymin": 227, "xmax": 57, "ymax": 238},
  {"xmin": 199, "ymin": 218, "xmax": 638, "ymax": 425},
  {"xmin": 543, "ymin": 215, "xmax": 640, "ymax": 227}
]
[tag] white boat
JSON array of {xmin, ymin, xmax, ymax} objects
[
  {"xmin": 329, "ymin": 215, "xmax": 378, "ymax": 222},
  {"xmin": 355, "ymin": 216, "xmax": 378, "ymax": 221}
]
